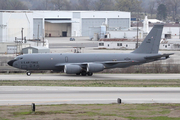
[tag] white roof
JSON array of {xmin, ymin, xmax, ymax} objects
[
  {"xmin": 45, "ymin": 20, "xmax": 78, "ymax": 23},
  {"xmin": 148, "ymin": 19, "xmax": 163, "ymax": 23}
]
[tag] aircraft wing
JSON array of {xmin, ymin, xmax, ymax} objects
[
  {"xmin": 55, "ymin": 60, "xmax": 138, "ymax": 67},
  {"xmin": 144, "ymin": 53, "xmax": 174, "ymax": 60}
]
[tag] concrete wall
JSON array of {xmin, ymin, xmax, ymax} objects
[
  {"xmin": 98, "ymin": 42, "xmax": 137, "ymax": 49},
  {"xmin": 0, "ymin": 42, "xmax": 30, "ymax": 54},
  {"xmin": 108, "ymin": 30, "xmax": 143, "ymax": 39},
  {"xmin": 98, "ymin": 41, "xmax": 180, "ymax": 50},
  {"xmin": 1, "ymin": 12, "xmax": 33, "ymax": 42},
  {"xmin": 0, "ymin": 13, "xmax": 3, "ymax": 42},
  {"xmin": 144, "ymin": 27, "xmax": 180, "ymax": 39},
  {"xmin": 0, "ymin": 11, "xmax": 131, "ymax": 42},
  {"xmin": 22, "ymin": 47, "xmax": 50, "ymax": 54},
  {"xmin": 71, "ymin": 18, "xmax": 81, "ymax": 36},
  {"xmin": 33, "ymin": 11, "xmax": 130, "ymax": 37}
]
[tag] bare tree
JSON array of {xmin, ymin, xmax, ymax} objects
[
  {"xmin": 51, "ymin": 0, "xmax": 71, "ymax": 10},
  {"xmin": 0, "ymin": 0, "xmax": 28, "ymax": 10},
  {"xmin": 115, "ymin": 0, "xmax": 142, "ymax": 13},
  {"xmin": 0, "ymin": 0, "xmax": 8, "ymax": 10},
  {"xmin": 93, "ymin": 0, "xmax": 115, "ymax": 11},
  {"xmin": 156, "ymin": 0, "xmax": 180, "ymax": 21},
  {"xmin": 74, "ymin": 0, "xmax": 92, "ymax": 10},
  {"xmin": 169, "ymin": 0, "xmax": 180, "ymax": 21},
  {"xmin": 10, "ymin": 0, "xmax": 28, "ymax": 10},
  {"xmin": 149, "ymin": 0, "xmax": 156, "ymax": 18}
]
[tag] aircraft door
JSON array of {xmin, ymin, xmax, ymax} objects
[{"xmin": 65, "ymin": 56, "xmax": 68, "ymax": 63}]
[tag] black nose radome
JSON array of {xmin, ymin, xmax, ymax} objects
[{"xmin": 8, "ymin": 60, "xmax": 16, "ymax": 66}]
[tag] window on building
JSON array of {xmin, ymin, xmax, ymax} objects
[
  {"xmin": 117, "ymin": 43, "xmax": 122, "ymax": 46},
  {"xmin": 99, "ymin": 43, "xmax": 104, "ymax": 46},
  {"xmin": 126, "ymin": 44, "xmax": 128, "ymax": 47}
]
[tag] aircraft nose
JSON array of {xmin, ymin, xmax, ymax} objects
[{"xmin": 8, "ymin": 60, "xmax": 16, "ymax": 66}]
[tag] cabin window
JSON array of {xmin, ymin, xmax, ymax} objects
[{"xmin": 126, "ymin": 45, "xmax": 128, "ymax": 47}]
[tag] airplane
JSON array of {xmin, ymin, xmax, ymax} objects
[{"xmin": 8, "ymin": 24, "xmax": 174, "ymax": 76}]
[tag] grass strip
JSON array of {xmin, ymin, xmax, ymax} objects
[
  {"xmin": 1, "ymin": 80, "xmax": 180, "ymax": 87},
  {"xmin": 1, "ymin": 104, "xmax": 180, "ymax": 120}
]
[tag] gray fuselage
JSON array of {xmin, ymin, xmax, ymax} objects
[{"xmin": 11, "ymin": 53, "xmax": 158, "ymax": 71}]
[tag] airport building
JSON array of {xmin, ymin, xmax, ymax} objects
[{"xmin": 0, "ymin": 10, "xmax": 131, "ymax": 43}]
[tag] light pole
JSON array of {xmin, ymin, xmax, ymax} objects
[
  {"xmin": 179, "ymin": 22, "xmax": 180, "ymax": 39},
  {"xmin": 136, "ymin": 18, "xmax": 139, "ymax": 49}
]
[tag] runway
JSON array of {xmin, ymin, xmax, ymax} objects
[
  {"xmin": 1, "ymin": 86, "xmax": 180, "ymax": 105},
  {"xmin": 0, "ymin": 74, "xmax": 180, "ymax": 80}
]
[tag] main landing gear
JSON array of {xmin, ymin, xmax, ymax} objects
[
  {"xmin": 26, "ymin": 71, "xmax": 31, "ymax": 76},
  {"xmin": 76, "ymin": 71, "xmax": 93, "ymax": 76}
]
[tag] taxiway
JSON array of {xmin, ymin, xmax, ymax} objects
[
  {"xmin": 0, "ymin": 74, "xmax": 180, "ymax": 80},
  {"xmin": 0, "ymin": 86, "xmax": 180, "ymax": 105}
]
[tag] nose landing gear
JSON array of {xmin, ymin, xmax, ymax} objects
[{"xmin": 26, "ymin": 71, "xmax": 31, "ymax": 76}]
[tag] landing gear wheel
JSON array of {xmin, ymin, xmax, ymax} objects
[
  {"xmin": 26, "ymin": 71, "xmax": 31, "ymax": 76},
  {"xmin": 87, "ymin": 72, "xmax": 93, "ymax": 76},
  {"xmin": 81, "ymin": 71, "xmax": 87, "ymax": 76},
  {"xmin": 76, "ymin": 73, "xmax": 81, "ymax": 76}
]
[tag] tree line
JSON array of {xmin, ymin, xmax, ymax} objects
[{"xmin": 0, "ymin": 0, "xmax": 180, "ymax": 22}]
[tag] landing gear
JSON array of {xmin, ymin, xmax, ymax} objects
[
  {"xmin": 87, "ymin": 72, "xmax": 93, "ymax": 76},
  {"xmin": 79, "ymin": 71, "xmax": 93, "ymax": 76},
  {"xmin": 26, "ymin": 71, "xmax": 31, "ymax": 76},
  {"xmin": 81, "ymin": 71, "xmax": 87, "ymax": 76},
  {"xmin": 76, "ymin": 73, "xmax": 81, "ymax": 76}
]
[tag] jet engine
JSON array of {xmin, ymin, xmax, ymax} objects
[
  {"xmin": 87, "ymin": 63, "xmax": 105, "ymax": 73},
  {"xmin": 64, "ymin": 65, "xmax": 82, "ymax": 74}
]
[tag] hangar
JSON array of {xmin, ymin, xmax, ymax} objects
[{"xmin": 0, "ymin": 10, "xmax": 131, "ymax": 42}]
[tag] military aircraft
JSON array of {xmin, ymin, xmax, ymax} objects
[{"xmin": 8, "ymin": 24, "xmax": 173, "ymax": 76}]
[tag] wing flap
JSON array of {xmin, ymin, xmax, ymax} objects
[{"xmin": 55, "ymin": 60, "xmax": 138, "ymax": 67}]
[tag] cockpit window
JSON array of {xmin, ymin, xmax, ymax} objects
[{"xmin": 14, "ymin": 57, "xmax": 23, "ymax": 60}]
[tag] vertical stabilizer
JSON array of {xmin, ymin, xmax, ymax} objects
[{"xmin": 132, "ymin": 24, "xmax": 163, "ymax": 54}]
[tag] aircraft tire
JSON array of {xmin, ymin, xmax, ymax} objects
[
  {"xmin": 81, "ymin": 71, "xmax": 87, "ymax": 76},
  {"xmin": 26, "ymin": 71, "xmax": 31, "ymax": 76},
  {"xmin": 87, "ymin": 72, "xmax": 93, "ymax": 76},
  {"xmin": 76, "ymin": 73, "xmax": 81, "ymax": 76}
]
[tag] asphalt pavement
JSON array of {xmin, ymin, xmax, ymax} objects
[
  {"xmin": 0, "ymin": 74, "xmax": 180, "ymax": 80},
  {"xmin": 0, "ymin": 86, "xmax": 180, "ymax": 105}
]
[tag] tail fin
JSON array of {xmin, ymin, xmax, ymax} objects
[{"xmin": 132, "ymin": 24, "xmax": 164, "ymax": 54}]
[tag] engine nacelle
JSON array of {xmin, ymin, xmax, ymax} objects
[
  {"xmin": 64, "ymin": 65, "xmax": 82, "ymax": 74},
  {"xmin": 87, "ymin": 63, "xmax": 105, "ymax": 73}
]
